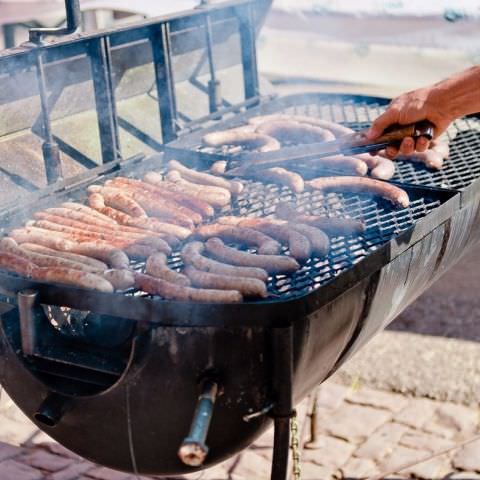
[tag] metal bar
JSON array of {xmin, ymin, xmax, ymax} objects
[
  {"xmin": 204, "ymin": 14, "xmax": 222, "ymax": 114},
  {"xmin": 35, "ymin": 51, "xmax": 63, "ymax": 184},
  {"xmin": 18, "ymin": 290, "xmax": 39, "ymax": 356},
  {"xmin": 151, "ymin": 23, "xmax": 178, "ymax": 143},
  {"xmin": 270, "ymin": 325, "xmax": 294, "ymax": 480},
  {"xmin": 88, "ymin": 37, "xmax": 120, "ymax": 163},
  {"xmin": 237, "ymin": 3, "xmax": 259, "ymax": 101}
]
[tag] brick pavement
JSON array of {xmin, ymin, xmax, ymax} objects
[{"xmin": 0, "ymin": 380, "xmax": 479, "ymax": 480}]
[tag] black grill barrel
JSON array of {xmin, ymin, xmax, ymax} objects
[{"xmin": 178, "ymin": 379, "xmax": 218, "ymax": 467}]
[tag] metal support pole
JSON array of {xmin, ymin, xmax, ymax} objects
[
  {"xmin": 204, "ymin": 15, "xmax": 222, "ymax": 114},
  {"xmin": 304, "ymin": 391, "xmax": 322, "ymax": 449},
  {"xmin": 17, "ymin": 290, "xmax": 39, "ymax": 357},
  {"xmin": 270, "ymin": 325, "xmax": 294, "ymax": 480}
]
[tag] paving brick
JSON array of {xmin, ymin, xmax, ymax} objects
[
  {"xmin": 193, "ymin": 464, "xmax": 230, "ymax": 479},
  {"xmin": 394, "ymin": 398, "xmax": 437, "ymax": 429},
  {"xmin": 24, "ymin": 450, "xmax": 74, "ymax": 472},
  {"xmin": 379, "ymin": 445, "xmax": 429, "ymax": 475},
  {"xmin": 48, "ymin": 462, "xmax": 95, "ymax": 480},
  {"xmin": 251, "ymin": 427, "xmax": 274, "ymax": 449},
  {"xmin": 300, "ymin": 461, "xmax": 335, "ymax": 480},
  {"xmin": 229, "ymin": 450, "xmax": 271, "ymax": 479},
  {"xmin": 354, "ymin": 422, "xmax": 408, "ymax": 462},
  {"xmin": 404, "ymin": 454, "xmax": 451, "ymax": 480},
  {"xmin": 316, "ymin": 383, "xmax": 349, "ymax": 410},
  {"xmin": 0, "ymin": 414, "xmax": 39, "ymax": 446},
  {"xmin": 422, "ymin": 419, "xmax": 458, "ymax": 439},
  {"xmin": 346, "ymin": 387, "xmax": 409, "ymax": 413},
  {"xmin": 339, "ymin": 457, "xmax": 377, "ymax": 478},
  {"xmin": 36, "ymin": 442, "xmax": 82, "ymax": 461},
  {"xmin": 321, "ymin": 404, "xmax": 392, "ymax": 444},
  {"xmin": 302, "ymin": 435, "xmax": 355, "ymax": 470},
  {"xmin": 0, "ymin": 458, "xmax": 44, "ymax": 480},
  {"xmin": 446, "ymin": 472, "xmax": 480, "ymax": 479},
  {"xmin": 452, "ymin": 438, "xmax": 480, "ymax": 471},
  {"xmin": 85, "ymin": 466, "xmax": 132, "ymax": 480},
  {"xmin": 399, "ymin": 431, "xmax": 455, "ymax": 452},
  {"xmin": 0, "ymin": 441, "xmax": 25, "ymax": 461},
  {"xmin": 435, "ymin": 403, "xmax": 479, "ymax": 434}
]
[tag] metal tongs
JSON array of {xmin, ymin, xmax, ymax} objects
[{"xmin": 225, "ymin": 120, "xmax": 435, "ymax": 176}]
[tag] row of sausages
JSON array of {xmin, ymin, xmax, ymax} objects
[{"xmin": 201, "ymin": 114, "xmax": 450, "ymax": 193}]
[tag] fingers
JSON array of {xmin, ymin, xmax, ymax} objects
[
  {"xmin": 415, "ymin": 136, "xmax": 430, "ymax": 152},
  {"xmin": 367, "ymin": 106, "xmax": 400, "ymax": 140},
  {"xmin": 398, "ymin": 137, "xmax": 415, "ymax": 156}
]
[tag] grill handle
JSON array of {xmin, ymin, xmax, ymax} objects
[
  {"xmin": 178, "ymin": 379, "xmax": 218, "ymax": 467},
  {"xmin": 29, "ymin": 0, "xmax": 81, "ymax": 44}
]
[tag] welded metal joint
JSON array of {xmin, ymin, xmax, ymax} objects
[
  {"xmin": 29, "ymin": 0, "xmax": 81, "ymax": 44},
  {"xmin": 17, "ymin": 289, "xmax": 39, "ymax": 357},
  {"xmin": 178, "ymin": 379, "xmax": 218, "ymax": 467}
]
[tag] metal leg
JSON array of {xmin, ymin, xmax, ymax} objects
[
  {"xmin": 304, "ymin": 390, "xmax": 322, "ymax": 449},
  {"xmin": 270, "ymin": 325, "xmax": 294, "ymax": 480}
]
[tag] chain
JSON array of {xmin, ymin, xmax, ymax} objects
[{"xmin": 290, "ymin": 410, "xmax": 301, "ymax": 480}]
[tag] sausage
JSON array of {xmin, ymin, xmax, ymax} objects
[
  {"xmin": 275, "ymin": 202, "xmax": 365, "ymax": 236},
  {"xmin": 0, "ymin": 251, "xmax": 36, "ymax": 277},
  {"xmin": 205, "ymin": 238, "xmax": 300, "ymax": 274},
  {"xmin": 202, "ymin": 131, "xmax": 281, "ymax": 153},
  {"xmin": 306, "ymin": 176, "xmax": 410, "ymax": 208},
  {"xmin": 69, "ymin": 242, "xmax": 129, "ymax": 269},
  {"xmin": 167, "ymin": 160, "xmax": 244, "ymax": 195},
  {"xmin": 370, "ymin": 158, "xmax": 396, "ymax": 180},
  {"xmin": 238, "ymin": 219, "xmax": 312, "ymax": 262},
  {"xmin": 288, "ymin": 223, "xmax": 330, "ymax": 257},
  {"xmin": 102, "ymin": 269, "xmax": 135, "ymax": 291},
  {"xmin": 432, "ymin": 140, "xmax": 450, "ymax": 159},
  {"xmin": 396, "ymin": 150, "xmax": 444, "ymax": 170},
  {"xmin": 163, "ymin": 171, "xmax": 231, "ymax": 208},
  {"xmin": 44, "ymin": 207, "xmax": 114, "ymax": 228},
  {"xmin": 106, "ymin": 177, "xmax": 215, "ymax": 218},
  {"xmin": 134, "ymin": 272, "xmax": 243, "ymax": 303},
  {"xmin": 61, "ymin": 202, "xmax": 116, "ymax": 225},
  {"xmin": 32, "ymin": 267, "xmax": 114, "ymax": 293},
  {"xmin": 87, "ymin": 186, "xmax": 147, "ymax": 218},
  {"xmin": 184, "ymin": 265, "xmax": 267, "ymax": 298},
  {"xmin": 257, "ymin": 167, "xmax": 305, "ymax": 193},
  {"xmin": 181, "ymin": 242, "xmax": 269, "ymax": 282},
  {"xmin": 307, "ymin": 155, "xmax": 368, "ymax": 176},
  {"xmin": 255, "ymin": 120, "xmax": 336, "ymax": 144},
  {"xmin": 210, "ymin": 161, "xmax": 228, "ymax": 176},
  {"xmin": 20, "ymin": 243, "xmax": 108, "ymax": 270},
  {"xmin": 146, "ymin": 253, "xmax": 190, "ymax": 287},
  {"xmin": 88, "ymin": 194, "xmax": 190, "ymax": 240},
  {"xmin": 0, "ymin": 237, "xmax": 100, "ymax": 273},
  {"xmin": 194, "ymin": 224, "xmax": 281, "ymax": 255},
  {"xmin": 10, "ymin": 227, "xmax": 75, "ymax": 251}
]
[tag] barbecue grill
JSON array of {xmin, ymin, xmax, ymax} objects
[{"xmin": 0, "ymin": 1, "xmax": 479, "ymax": 479}]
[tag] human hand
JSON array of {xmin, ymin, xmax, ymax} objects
[{"xmin": 366, "ymin": 86, "xmax": 454, "ymax": 158}]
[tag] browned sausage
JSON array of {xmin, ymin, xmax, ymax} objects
[
  {"xmin": 238, "ymin": 219, "xmax": 312, "ymax": 262},
  {"xmin": 163, "ymin": 171, "xmax": 231, "ymax": 208},
  {"xmin": 205, "ymin": 238, "xmax": 300, "ymax": 274},
  {"xmin": 32, "ymin": 267, "xmax": 114, "ymax": 293},
  {"xmin": 0, "ymin": 251, "xmax": 36, "ymax": 277},
  {"xmin": 257, "ymin": 167, "xmax": 305, "ymax": 193},
  {"xmin": 87, "ymin": 186, "xmax": 147, "ymax": 218},
  {"xmin": 134, "ymin": 272, "xmax": 243, "ymax": 303},
  {"xmin": 184, "ymin": 265, "xmax": 267, "ymax": 298},
  {"xmin": 167, "ymin": 160, "xmax": 244, "ymax": 195},
  {"xmin": 370, "ymin": 158, "xmax": 396, "ymax": 180},
  {"xmin": 255, "ymin": 120, "xmax": 336, "ymax": 144},
  {"xmin": 306, "ymin": 176, "xmax": 410, "ymax": 208},
  {"xmin": 307, "ymin": 155, "xmax": 368, "ymax": 176},
  {"xmin": 146, "ymin": 253, "xmax": 190, "ymax": 287},
  {"xmin": 106, "ymin": 177, "xmax": 215, "ymax": 218},
  {"xmin": 61, "ymin": 202, "xmax": 116, "ymax": 225},
  {"xmin": 210, "ymin": 161, "xmax": 228, "ymax": 176},
  {"xmin": 181, "ymin": 242, "xmax": 269, "ymax": 282},
  {"xmin": 396, "ymin": 150, "xmax": 444, "ymax": 170},
  {"xmin": 69, "ymin": 243, "xmax": 129, "ymax": 269},
  {"xmin": 194, "ymin": 224, "xmax": 282, "ymax": 255},
  {"xmin": 20, "ymin": 243, "xmax": 108, "ymax": 270},
  {"xmin": 102, "ymin": 269, "xmax": 135, "ymax": 291},
  {"xmin": 10, "ymin": 227, "xmax": 75, "ymax": 251},
  {"xmin": 0, "ymin": 238, "xmax": 100, "ymax": 273},
  {"xmin": 288, "ymin": 223, "xmax": 330, "ymax": 257},
  {"xmin": 45, "ymin": 207, "xmax": 114, "ymax": 228},
  {"xmin": 202, "ymin": 130, "xmax": 281, "ymax": 153},
  {"xmin": 275, "ymin": 202, "xmax": 365, "ymax": 236}
]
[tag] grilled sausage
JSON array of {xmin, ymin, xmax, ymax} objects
[
  {"xmin": 307, "ymin": 155, "xmax": 368, "ymax": 176},
  {"xmin": 287, "ymin": 223, "xmax": 330, "ymax": 257},
  {"xmin": 102, "ymin": 269, "xmax": 135, "ymax": 291},
  {"xmin": 32, "ymin": 267, "xmax": 114, "ymax": 293},
  {"xmin": 134, "ymin": 272, "xmax": 243, "ymax": 303},
  {"xmin": 432, "ymin": 140, "xmax": 450, "ymax": 159},
  {"xmin": 45, "ymin": 207, "xmax": 114, "ymax": 228},
  {"xmin": 0, "ymin": 251, "xmax": 36, "ymax": 277},
  {"xmin": 238, "ymin": 219, "xmax": 312, "ymax": 262},
  {"xmin": 194, "ymin": 224, "xmax": 281, "ymax": 255},
  {"xmin": 275, "ymin": 202, "xmax": 365, "ymax": 236},
  {"xmin": 210, "ymin": 161, "xmax": 228, "ymax": 176},
  {"xmin": 205, "ymin": 238, "xmax": 300, "ymax": 274},
  {"xmin": 106, "ymin": 177, "xmax": 215, "ymax": 218},
  {"xmin": 0, "ymin": 237, "xmax": 100, "ymax": 273},
  {"xmin": 10, "ymin": 227, "xmax": 75, "ymax": 251},
  {"xmin": 255, "ymin": 120, "xmax": 336, "ymax": 144},
  {"xmin": 396, "ymin": 150, "xmax": 444, "ymax": 170},
  {"xmin": 163, "ymin": 171, "xmax": 231, "ymax": 208},
  {"xmin": 370, "ymin": 158, "xmax": 396, "ymax": 180},
  {"xmin": 87, "ymin": 186, "xmax": 147, "ymax": 218},
  {"xmin": 202, "ymin": 130, "xmax": 281, "ymax": 153},
  {"xmin": 167, "ymin": 160, "xmax": 244, "ymax": 195},
  {"xmin": 257, "ymin": 167, "xmax": 305, "ymax": 193},
  {"xmin": 61, "ymin": 202, "xmax": 116, "ymax": 225},
  {"xmin": 306, "ymin": 176, "xmax": 410, "ymax": 208},
  {"xmin": 20, "ymin": 243, "xmax": 108, "ymax": 270},
  {"xmin": 70, "ymin": 243, "xmax": 129, "ymax": 269},
  {"xmin": 146, "ymin": 253, "xmax": 190, "ymax": 287},
  {"xmin": 181, "ymin": 242, "xmax": 269, "ymax": 282},
  {"xmin": 184, "ymin": 265, "xmax": 267, "ymax": 298}
]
